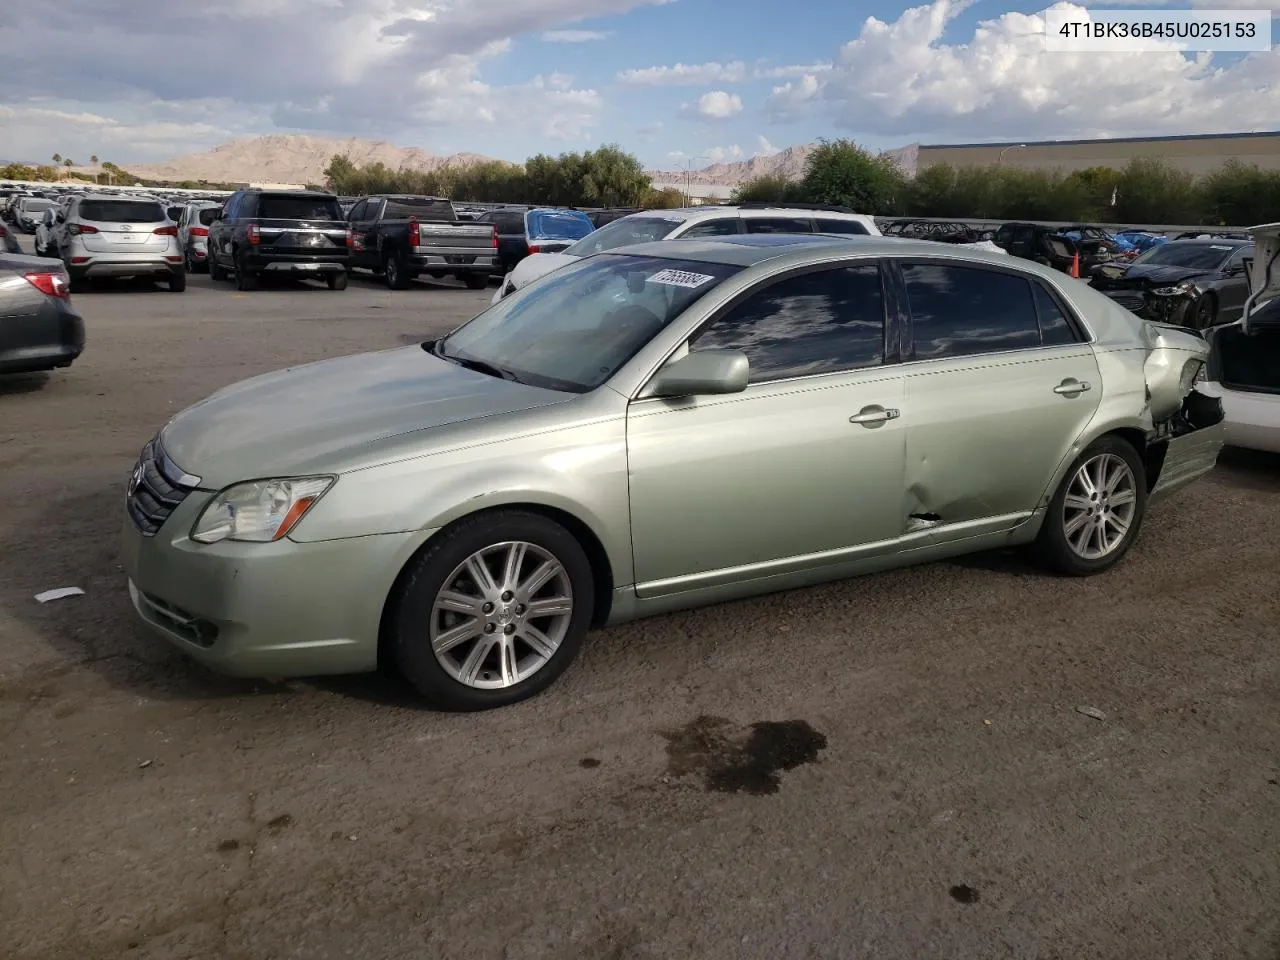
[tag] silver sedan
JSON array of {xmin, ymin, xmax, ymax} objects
[{"xmin": 122, "ymin": 235, "xmax": 1222, "ymax": 710}]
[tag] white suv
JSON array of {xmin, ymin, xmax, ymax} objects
[
  {"xmin": 490, "ymin": 204, "xmax": 881, "ymax": 304},
  {"xmin": 56, "ymin": 195, "xmax": 187, "ymax": 293}
]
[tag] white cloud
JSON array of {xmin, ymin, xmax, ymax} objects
[
  {"xmin": 704, "ymin": 144, "xmax": 744, "ymax": 162},
  {"xmin": 755, "ymin": 135, "xmax": 780, "ymax": 155},
  {"xmin": 764, "ymin": 0, "xmax": 1280, "ymax": 140},
  {"xmin": 754, "ymin": 62, "xmax": 834, "ymax": 79},
  {"xmin": 691, "ymin": 90, "xmax": 743, "ymax": 121},
  {"xmin": 541, "ymin": 29, "xmax": 612, "ymax": 42},
  {"xmin": 0, "ymin": 0, "xmax": 672, "ymax": 162},
  {"xmin": 617, "ymin": 61, "xmax": 749, "ymax": 85}
]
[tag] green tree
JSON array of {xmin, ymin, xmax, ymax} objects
[
  {"xmin": 730, "ymin": 174, "xmax": 806, "ymax": 204},
  {"xmin": 641, "ymin": 186, "xmax": 687, "ymax": 209},
  {"xmin": 0, "ymin": 163, "xmax": 37, "ymax": 180},
  {"xmin": 1113, "ymin": 158, "xmax": 1202, "ymax": 225},
  {"xmin": 800, "ymin": 138, "xmax": 907, "ymax": 214},
  {"xmin": 1199, "ymin": 160, "xmax": 1280, "ymax": 227}
]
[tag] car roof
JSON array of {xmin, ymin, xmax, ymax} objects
[{"xmin": 606, "ymin": 235, "xmax": 985, "ymax": 267}]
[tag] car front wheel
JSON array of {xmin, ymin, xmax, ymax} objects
[
  {"xmin": 388, "ymin": 510, "xmax": 594, "ymax": 710},
  {"xmin": 1036, "ymin": 435, "xmax": 1147, "ymax": 576}
]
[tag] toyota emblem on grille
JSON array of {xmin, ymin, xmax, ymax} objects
[{"xmin": 127, "ymin": 462, "xmax": 144, "ymax": 497}]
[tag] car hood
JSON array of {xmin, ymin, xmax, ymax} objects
[
  {"xmin": 159, "ymin": 345, "xmax": 570, "ymax": 487},
  {"xmin": 1092, "ymin": 262, "xmax": 1211, "ymax": 287},
  {"xmin": 508, "ymin": 251, "xmax": 580, "ymax": 290}
]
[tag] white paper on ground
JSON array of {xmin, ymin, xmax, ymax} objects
[{"xmin": 35, "ymin": 587, "xmax": 85, "ymax": 603}]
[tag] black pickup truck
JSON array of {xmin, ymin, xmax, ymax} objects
[
  {"xmin": 347, "ymin": 195, "xmax": 498, "ymax": 290},
  {"xmin": 208, "ymin": 189, "xmax": 351, "ymax": 291}
]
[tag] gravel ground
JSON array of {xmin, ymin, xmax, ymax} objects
[{"xmin": 2, "ymin": 252, "xmax": 1279, "ymax": 960}]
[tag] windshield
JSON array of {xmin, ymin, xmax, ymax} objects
[
  {"xmin": 1133, "ymin": 242, "xmax": 1236, "ymax": 271},
  {"xmin": 563, "ymin": 215, "xmax": 685, "ymax": 257},
  {"xmin": 527, "ymin": 209, "xmax": 594, "ymax": 242},
  {"xmin": 24, "ymin": 198, "xmax": 56, "ymax": 212},
  {"xmin": 79, "ymin": 200, "xmax": 166, "ymax": 222},
  {"xmin": 438, "ymin": 254, "xmax": 742, "ymax": 393}
]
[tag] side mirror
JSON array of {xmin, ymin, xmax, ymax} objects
[{"xmin": 648, "ymin": 349, "xmax": 749, "ymax": 398}]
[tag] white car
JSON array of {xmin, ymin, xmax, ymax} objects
[
  {"xmin": 491, "ymin": 204, "xmax": 882, "ymax": 305},
  {"xmin": 1199, "ymin": 221, "xmax": 1280, "ymax": 453}
]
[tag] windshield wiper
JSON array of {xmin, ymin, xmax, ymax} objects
[{"xmin": 434, "ymin": 343, "xmax": 522, "ymax": 383}]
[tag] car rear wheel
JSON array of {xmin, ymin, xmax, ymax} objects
[
  {"xmin": 235, "ymin": 250, "xmax": 258, "ymax": 291},
  {"xmin": 462, "ymin": 273, "xmax": 488, "ymax": 290},
  {"xmin": 1036, "ymin": 435, "xmax": 1147, "ymax": 576},
  {"xmin": 384, "ymin": 251, "xmax": 409, "ymax": 290},
  {"xmin": 388, "ymin": 510, "xmax": 594, "ymax": 711},
  {"xmin": 209, "ymin": 251, "xmax": 226, "ymax": 281},
  {"xmin": 168, "ymin": 271, "xmax": 187, "ymax": 293},
  {"xmin": 326, "ymin": 270, "xmax": 348, "ymax": 291}
]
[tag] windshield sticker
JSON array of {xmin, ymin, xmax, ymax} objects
[{"xmin": 647, "ymin": 268, "xmax": 716, "ymax": 289}]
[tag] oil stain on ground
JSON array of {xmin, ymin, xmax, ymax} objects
[{"xmin": 662, "ymin": 715, "xmax": 828, "ymax": 796}]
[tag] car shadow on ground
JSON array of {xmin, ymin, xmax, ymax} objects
[
  {"xmin": 0, "ymin": 371, "xmax": 52, "ymax": 395},
  {"xmin": 1214, "ymin": 446, "xmax": 1280, "ymax": 493},
  {"xmin": 347, "ymin": 270, "xmax": 492, "ymax": 292}
]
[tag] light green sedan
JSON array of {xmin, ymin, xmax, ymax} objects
[{"xmin": 121, "ymin": 234, "xmax": 1223, "ymax": 710}]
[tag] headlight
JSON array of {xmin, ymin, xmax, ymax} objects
[
  {"xmin": 190, "ymin": 476, "xmax": 334, "ymax": 544},
  {"xmin": 1152, "ymin": 282, "xmax": 1196, "ymax": 297}
]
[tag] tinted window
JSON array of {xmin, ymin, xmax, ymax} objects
[
  {"xmin": 1032, "ymin": 283, "xmax": 1078, "ymax": 346},
  {"xmin": 527, "ymin": 210, "xmax": 594, "ymax": 241},
  {"xmin": 346, "ymin": 200, "xmax": 368, "ymax": 221},
  {"xmin": 198, "ymin": 207, "xmax": 221, "ymax": 226},
  {"xmin": 679, "ymin": 218, "xmax": 741, "ymax": 238},
  {"xmin": 384, "ymin": 197, "xmax": 455, "ymax": 220},
  {"xmin": 166, "ymin": 205, "xmax": 184, "ymax": 222},
  {"xmin": 497, "ymin": 212, "xmax": 525, "ymax": 234},
  {"xmin": 79, "ymin": 200, "xmax": 166, "ymax": 223},
  {"xmin": 224, "ymin": 194, "xmax": 242, "ymax": 219},
  {"xmin": 745, "ymin": 217, "xmax": 813, "ymax": 234},
  {"xmin": 1224, "ymin": 245, "xmax": 1253, "ymax": 271},
  {"xmin": 256, "ymin": 195, "xmax": 343, "ymax": 221},
  {"xmin": 692, "ymin": 265, "xmax": 885, "ymax": 383},
  {"xmin": 902, "ymin": 264, "xmax": 1041, "ymax": 359},
  {"xmin": 816, "ymin": 218, "xmax": 870, "ymax": 235}
]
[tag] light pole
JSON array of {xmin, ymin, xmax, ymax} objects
[
  {"xmin": 997, "ymin": 143, "xmax": 1027, "ymax": 167},
  {"xmin": 681, "ymin": 155, "xmax": 714, "ymax": 206}
]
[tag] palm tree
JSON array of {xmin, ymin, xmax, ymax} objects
[
  {"xmin": 64, "ymin": 158, "xmax": 75, "ymax": 181},
  {"xmin": 52, "ymin": 153, "xmax": 62, "ymax": 181}
]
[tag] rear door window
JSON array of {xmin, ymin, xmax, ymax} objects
[
  {"xmin": 256, "ymin": 195, "xmax": 344, "ymax": 221},
  {"xmin": 744, "ymin": 217, "xmax": 814, "ymax": 234},
  {"xmin": 815, "ymin": 218, "xmax": 870, "ymax": 235},
  {"xmin": 901, "ymin": 263, "xmax": 1042, "ymax": 359},
  {"xmin": 78, "ymin": 200, "xmax": 166, "ymax": 223},
  {"xmin": 678, "ymin": 218, "xmax": 741, "ymax": 238},
  {"xmin": 198, "ymin": 207, "xmax": 221, "ymax": 226}
]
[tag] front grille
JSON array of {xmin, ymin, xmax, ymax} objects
[
  {"xmin": 127, "ymin": 437, "xmax": 197, "ymax": 536},
  {"xmin": 1106, "ymin": 291, "xmax": 1146, "ymax": 313}
]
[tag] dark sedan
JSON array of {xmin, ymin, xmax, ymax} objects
[
  {"xmin": 0, "ymin": 253, "xmax": 85, "ymax": 376},
  {"xmin": 1088, "ymin": 239, "xmax": 1253, "ymax": 329}
]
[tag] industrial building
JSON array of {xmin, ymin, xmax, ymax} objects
[{"xmin": 917, "ymin": 131, "xmax": 1280, "ymax": 176}]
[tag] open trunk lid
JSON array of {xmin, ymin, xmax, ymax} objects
[{"xmin": 1242, "ymin": 221, "xmax": 1280, "ymax": 334}]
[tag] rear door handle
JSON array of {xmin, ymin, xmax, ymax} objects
[
  {"xmin": 1054, "ymin": 379, "xmax": 1092, "ymax": 396},
  {"xmin": 849, "ymin": 405, "xmax": 900, "ymax": 426}
]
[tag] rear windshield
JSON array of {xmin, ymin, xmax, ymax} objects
[
  {"xmin": 564, "ymin": 216, "xmax": 684, "ymax": 257},
  {"xmin": 198, "ymin": 207, "xmax": 221, "ymax": 226},
  {"xmin": 79, "ymin": 200, "xmax": 166, "ymax": 222},
  {"xmin": 527, "ymin": 209, "xmax": 595, "ymax": 241},
  {"xmin": 256, "ymin": 195, "xmax": 344, "ymax": 221},
  {"xmin": 23, "ymin": 198, "xmax": 56, "ymax": 212},
  {"xmin": 384, "ymin": 198, "xmax": 456, "ymax": 220},
  {"xmin": 1133, "ymin": 243, "xmax": 1235, "ymax": 271}
]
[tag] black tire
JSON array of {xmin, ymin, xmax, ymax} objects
[
  {"xmin": 68, "ymin": 271, "xmax": 88, "ymax": 294},
  {"xmin": 384, "ymin": 250, "xmax": 409, "ymax": 290},
  {"xmin": 167, "ymin": 271, "xmax": 187, "ymax": 293},
  {"xmin": 388, "ymin": 510, "xmax": 595, "ymax": 711},
  {"xmin": 235, "ymin": 249, "xmax": 258, "ymax": 291},
  {"xmin": 1035, "ymin": 434, "xmax": 1147, "ymax": 577},
  {"xmin": 462, "ymin": 273, "xmax": 488, "ymax": 290},
  {"xmin": 1194, "ymin": 294, "xmax": 1217, "ymax": 330},
  {"xmin": 209, "ymin": 250, "xmax": 227, "ymax": 282},
  {"xmin": 326, "ymin": 270, "xmax": 348, "ymax": 291}
]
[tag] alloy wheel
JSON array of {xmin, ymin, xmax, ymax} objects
[
  {"xmin": 1061, "ymin": 453, "xmax": 1138, "ymax": 560},
  {"xmin": 429, "ymin": 541, "xmax": 573, "ymax": 689}
]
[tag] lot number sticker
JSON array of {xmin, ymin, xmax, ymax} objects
[{"xmin": 648, "ymin": 269, "xmax": 716, "ymax": 289}]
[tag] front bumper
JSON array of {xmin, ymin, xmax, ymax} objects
[
  {"xmin": 121, "ymin": 492, "xmax": 430, "ymax": 678},
  {"xmin": 1099, "ymin": 288, "xmax": 1196, "ymax": 324},
  {"xmin": 0, "ymin": 299, "xmax": 84, "ymax": 374}
]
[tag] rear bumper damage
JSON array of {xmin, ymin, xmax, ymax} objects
[{"xmin": 1147, "ymin": 389, "xmax": 1226, "ymax": 505}]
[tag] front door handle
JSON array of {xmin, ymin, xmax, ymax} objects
[
  {"xmin": 1054, "ymin": 379, "xmax": 1092, "ymax": 396},
  {"xmin": 849, "ymin": 405, "xmax": 900, "ymax": 426}
]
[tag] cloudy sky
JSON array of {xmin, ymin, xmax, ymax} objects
[{"xmin": 2, "ymin": 0, "xmax": 1279, "ymax": 170}]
